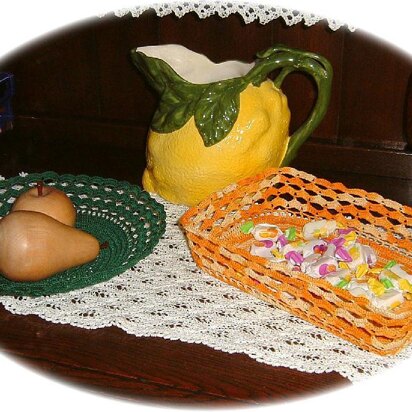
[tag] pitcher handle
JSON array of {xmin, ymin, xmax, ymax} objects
[{"xmin": 245, "ymin": 45, "xmax": 333, "ymax": 165}]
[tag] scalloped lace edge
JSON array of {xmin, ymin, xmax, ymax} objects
[{"xmin": 107, "ymin": 1, "xmax": 355, "ymax": 31}]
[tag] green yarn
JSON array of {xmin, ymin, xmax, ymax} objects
[{"xmin": 0, "ymin": 172, "xmax": 166, "ymax": 297}]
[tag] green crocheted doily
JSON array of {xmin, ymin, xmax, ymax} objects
[{"xmin": 0, "ymin": 172, "xmax": 166, "ymax": 297}]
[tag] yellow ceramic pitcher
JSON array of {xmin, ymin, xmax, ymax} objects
[{"xmin": 131, "ymin": 44, "xmax": 332, "ymax": 206}]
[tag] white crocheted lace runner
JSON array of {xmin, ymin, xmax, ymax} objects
[
  {"xmin": 0, "ymin": 186, "xmax": 411, "ymax": 383},
  {"xmin": 110, "ymin": 0, "xmax": 355, "ymax": 31}
]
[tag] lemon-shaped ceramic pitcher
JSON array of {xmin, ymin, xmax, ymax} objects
[{"xmin": 131, "ymin": 44, "xmax": 332, "ymax": 206}]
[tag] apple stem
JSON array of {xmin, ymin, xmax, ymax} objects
[{"xmin": 36, "ymin": 181, "xmax": 44, "ymax": 197}]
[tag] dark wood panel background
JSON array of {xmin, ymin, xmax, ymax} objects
[{"xmin": 0, "ymin": 11, "xmax": 411, "ymax": 204}]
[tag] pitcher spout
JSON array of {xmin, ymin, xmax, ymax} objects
[{"xmin": 132, "ymin": 44, "xmax": 253, "ymax": 87}]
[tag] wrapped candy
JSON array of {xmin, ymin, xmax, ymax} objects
[
  {"xmin": 247, "ymin": 218, "xmax": 411, "ymax": 311},
  {"xmin": 302, "ymin": 219, "xmax": 337, "ymax": 240}
]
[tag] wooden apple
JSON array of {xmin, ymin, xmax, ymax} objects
[{"xmin": 11, "ymin": 181, "xmax": 76, "ymax": 226}]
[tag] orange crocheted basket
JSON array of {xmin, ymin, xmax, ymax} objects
[{"xmin": 180, "ymin": 167, "xmax": 412, "ymax": 356}]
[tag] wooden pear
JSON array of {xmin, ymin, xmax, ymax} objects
[
  {"xmin": 11, "ymin": 181, "xmax": 76, "ymax": 226},
  {"xmin": 0, "ymin": 210, "xmax": 100, "ymax": 282}
]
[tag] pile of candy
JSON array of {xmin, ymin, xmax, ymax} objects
[{"xmin": 241, "ymin": 219, "xmax": 412, "ymax": 311}]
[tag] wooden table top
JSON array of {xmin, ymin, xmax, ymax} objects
[{"xmin": 0, "ymin": 304, "xmax": 348, "ymax": 406}]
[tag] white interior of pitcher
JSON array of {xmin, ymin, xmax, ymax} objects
[{"xmin": 135, "ymin": 44, "xmax": 254, "ymax": 84}]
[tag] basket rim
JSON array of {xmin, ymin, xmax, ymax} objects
[
  {"xmin": 180, "ymin": 166, "xmax": 412, "ymax": 229},
  {"xmin": 0, "ymin": 170, "xmax": 133, "ymax": 188}
]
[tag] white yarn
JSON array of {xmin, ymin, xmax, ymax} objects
[{"xmin": 110, "ymin": 1, "xmax": 355, "ymax": 31}]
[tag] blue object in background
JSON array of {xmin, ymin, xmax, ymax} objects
[{"xmin": 0, "ymin": 72, "xmax": 15, "ymax": 133}]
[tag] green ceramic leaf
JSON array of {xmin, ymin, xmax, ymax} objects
[
  {"xmin": 194, "ymin": 79, "xmax": 247, "ymax": 146},
  {"xmin": 152, "ymin": 79, "xmax": 202, "ymax": 133},
  {"xmin": 131, "ymin": 50, "xmax": 204, "ymax": 133},
  {"xmin": 131, "ymin": 49, "xmax": 247, "ymax": 146},
  {"xmin": 131, "ymin": 50, "xmax": 182, "ymax": 95}
]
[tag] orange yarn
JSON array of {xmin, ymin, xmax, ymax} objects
[{"xmin": 180, "ymin": 167, "xmax": 412, "ymax": 355}]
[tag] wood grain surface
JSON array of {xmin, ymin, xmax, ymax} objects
[{"xmin": 0, "ymin": 305, "xmax": 348, "ymax": 406}]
